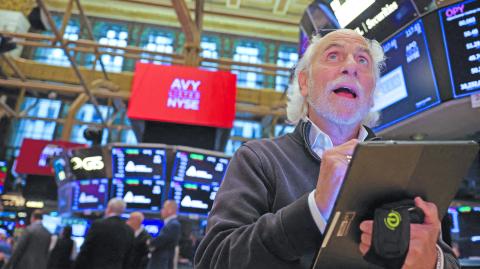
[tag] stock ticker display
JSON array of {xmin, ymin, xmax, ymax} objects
[
  {"xmin": 373, "ymin": 19, "xmax": 440, "ymax": 130},
  {"xmin": 439, "ymin": 0, "xmax": 480, "ymax": 98},
  {"xmin": 71, "ymin": 179, "xmax": 109, "ymax": 211},
  {"xmin": 111, "ymin": 178, "xmax": 166, "ymax": 211},
  {"xmin": 170, "ymin": 150, "xmax": 230, "ymax": 215},
  {"xmin": 112, "ymin": 147, "xmax": 167, "ymax": 180}
]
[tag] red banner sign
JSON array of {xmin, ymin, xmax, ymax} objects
[
  {"xmin": 16, "ymin": 139, "xmax": 86, "ymax": 175},
  {"xmin": 128, "ymin": 63, "xmax": 237, "ymax": 128}
]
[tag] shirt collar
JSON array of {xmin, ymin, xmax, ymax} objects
[
  {"xmin": 134, "ymin": 226, "xmax": 144, "ymax": 237},
  {"xmin": 164, "ymin": 215, "xmax": 177, "ymax": 225},
  {"xmin": 305, "ymin": 117, "xmax": 369, "ymax": 159}
]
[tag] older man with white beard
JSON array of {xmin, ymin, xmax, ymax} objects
[{"xmin": 194, "ymin": 29, "xmax": 459, "ymax": 269}]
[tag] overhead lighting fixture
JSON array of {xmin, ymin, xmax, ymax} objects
[{"xmin": 27, "ymin": 6, "xmax": 49, "ymax": 32}]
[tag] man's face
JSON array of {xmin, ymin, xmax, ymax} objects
[{"xmin": 301, "ymin": 31, "xmax": 376, "ymax": 126}]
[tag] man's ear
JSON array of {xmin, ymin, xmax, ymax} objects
[{"xmin": 298, "ymin": 71, "xmax": 309, "ymax": 97}]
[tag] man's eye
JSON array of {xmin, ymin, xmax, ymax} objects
[
  {"xmin": 358, "ymin": 57, "xmax": 369, "ymax": 65},
  {"xmin": 327, "ymin": 53, "xmax": 338, "ymax": 60}
]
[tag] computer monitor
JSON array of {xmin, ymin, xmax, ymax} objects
[
  {"xmin": 438, "ymin": 0, "xmax": 480, "ymax": 98},
  {"xmin": 143, "ymin": 219, "xmax": 164, "ymax": 237},
  {"xmin": 71, "ymin": 178, "xmax": 109, "ymax": 212},
  {"xmin": 448, "ymin": 204, "xmax": 480, "ymax": 259},
  {"xmin": 169, "ymin": 147, "xmax": 230, "ymax": 215},
  {"xmin": 62, "ymin": 217, "xmax": 90, "ymax": 251},
  {"xmin": 42, "ymin": 214, "xmax": 62, "ymax": 234},
  {"xmin": 372, "ymin": 18, "xmax": 441, "ymax": 130},
  {"xmin": 111, "ymin": 178, "xmax": 166, "ymax": 212},
  {"xmin": 0, "ymin": 161, "xmax": 6, "ymax": 194},
  {"xmin": 111, "ymin": 146, "xmax": 167, "ymax": 180},
  {"xmin": 0, "ymin": 220, "xmax": 15, "ymax": 236}
]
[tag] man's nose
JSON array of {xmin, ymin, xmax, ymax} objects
[{"xmin": 341, "ymin": 55, "xmax": 358, "ymax": 77}]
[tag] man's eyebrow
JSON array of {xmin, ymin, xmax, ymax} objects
[
  {"xmin": 323, "ymin": 43, "xmax": 343, "ymax": 52},
  {"xmin": 356, "ymin": 46, "xmax": 371, "ymax": 55}
]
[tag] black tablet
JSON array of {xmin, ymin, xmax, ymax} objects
[{"xmin": 313, "ymin": 140, "xmax": 479, "ymax": 269}]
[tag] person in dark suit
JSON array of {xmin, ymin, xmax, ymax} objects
[
  {"xmin": 146, "ymin": 200, "xmax": 181, "ymax": 269},
  {"xmin": 4, "ymin": 209, "xmax": 51, "ymax": 269},
  {"xmin": 47, "ymin": 226, "xmax": 76, "ymax": 269},
  {"xmin": 126, "ymin": 211, "xmax": 151, "ymax": 269},
  {"xmin": 73, "ymin": 198, "xmax": 134, "ymax": 269}
]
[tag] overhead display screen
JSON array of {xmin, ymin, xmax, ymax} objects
[
  {"xmin": 68, "ymin": 147, "xmax": 108, "ymax": 180},
  {"xmin": 171, "ymin": 151, "xmax": 229, "ymax": 184},
  {"xmin": 128, "ymin": 63, "xmax": 237, "ymax": 128},
  {"xmin": 373, "ymin": 19, "xmax": 440, "ymax": 130},
  {"xmin": 170, "ymin": 149, "xmax": 230, "ymax": 215},
  {"xmin": 170, "ymin": 181, "xmax": 221, "ymax": 216},
  {"xmin": 439, "ymin": 0, "xmax": 480, "ymax": 98},
  {"xmin": 330, "ymin": 0, "xmax": 418, "ymax": 41},
  {"xmin": 112, "ymin": 147, "xmax": 167, "ymax": 180},
  {"xmin": 71, "ymin": 178, "xmax": 109, "ymax": 211},
  {"xmin": 111, "ymin": 178, "xmax": 165, "ymax": 212}
]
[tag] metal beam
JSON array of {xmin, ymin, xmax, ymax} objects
[
  {"xmin": 61, "ymin": 93, "xmax": 89, "ymax": 140},
  {"xmin": 0, "ymin": 78, "xmax": 130, "ymax": 99},
  {"xmin": 58, "ymin": 0, "xmax": 75, "ymax": 40},
  {"xmin": 195, "ymin": 0, "xmax": 205, "ymax": 33},
  {"xmin": 171, "ymin": 0, "xmax": 199, "ymax": 44},
  {"xmin": 273, "ymin": 0, "xmax": 291, "ymax": 15}
]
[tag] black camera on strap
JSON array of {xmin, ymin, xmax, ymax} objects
[{"xmin": 363, "ymin": 199, "xmax": 425, "ymax": 269}]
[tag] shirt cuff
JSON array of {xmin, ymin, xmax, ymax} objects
[
  {"xmin": 308, "ymin": 190, "xmax": 328, "ymax": 234},
  {"xmin": 435, "ymin": 244, "xmax": 444, "ymax": 269}
]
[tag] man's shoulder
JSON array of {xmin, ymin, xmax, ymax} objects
[
  {"xmin": 168, "ymin": 218, "xmax": 181, "ymax": 227},
  {"xmin": 29, "ymin": 222, "xmax": 50, "ymax": 235},
  {"xmin": 241, "ymin": 133, "xmax": 300, "ymax": 154}
]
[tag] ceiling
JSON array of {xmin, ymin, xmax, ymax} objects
[{"xmin": 43, "ymin": 0, "xmax": 313, "ymax": 42}]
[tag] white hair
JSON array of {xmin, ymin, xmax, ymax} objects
[
  {"xmin": 286, "ymin": 29, "xmax": 386, "ymax": 127},
  {"xmin": 107, "ymin": 198, "xmax": 127, "ymax": 215}
]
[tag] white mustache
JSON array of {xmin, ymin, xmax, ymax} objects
[{"xmin": 326, "ymin": 76, "xmax": 365, "ymax": 95}]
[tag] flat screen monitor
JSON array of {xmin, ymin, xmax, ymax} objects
[
  {"xmin": 42, "ymin": 215, "xmax": 62, "ymax": 234},
  {"xmin": 62, "ymin": 217, "xmax": 90, "ymax": 251},
  {"xmin": 170, "ymin": 148, "xmax": 230, "ymax": 215},
  {"xmin": 57, "ymin": 181, "xmax": 74, "ymax": 214},
  {"xmin": 62, "ymin": 218, "xmax": 90, "ymax": 237},
  {"xmin": 448, "ymin": 205, "xmax": 480, "ymax": 258},
  {"xmin": 143, "ymin": 219, "xmax": 164, "ymax": 237},
  {"xmin": 0, "ymin": 220, "xmax": 15, "ymax": 236},
  {"xmin": 111, "ymin": 147, "xmax": 167, "ymax": 180},
  {"xmin": 439, "ymin": 0, "xmax": 480, "ymax": 98},
  {"xmin": 0, "ymin": 161, "xmax": 6, "ymax": 194},
  {"xmin": 373, "ymin": 19, "xmax": 440, "ymax": 130},
  {"xmin": 68, "ymin": 147, "xmax": 108, "ymax": 180},
  {"xmin": 111, "ymin": 178, "xmax": 166, "ymax": 212},
  {"xmin": 331, "ymin": 0, "xmax": 418, "ymax": 41},
  {"xmin": 71, "ymin": 179, "xmax": 109, "ymax": 211}
]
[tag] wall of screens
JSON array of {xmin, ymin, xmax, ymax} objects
[{"xmin": 58, "ymin": 144, "xmax": 231, "ymax": 217}]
